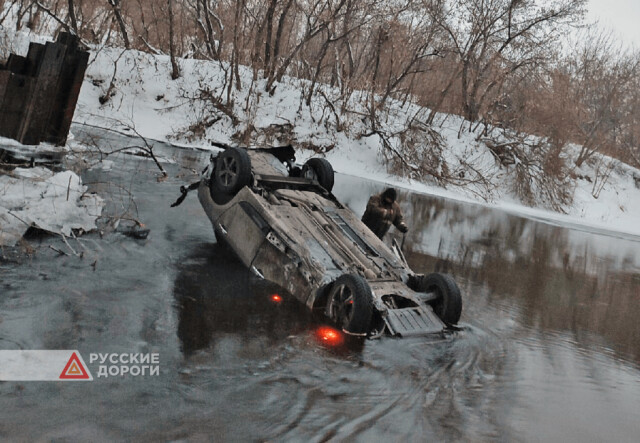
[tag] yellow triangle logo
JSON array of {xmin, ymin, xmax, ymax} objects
[
  {"xmin": 59, "ymin": 352, "xmax": 91, "ymax": 379},
  {"xmin": 66, "ymin": 360, "xmax": 82, "ymax": 376}
]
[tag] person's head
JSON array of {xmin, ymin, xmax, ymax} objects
[{"xmin": 381, "ymin": 187, "xmax": 397, "ymax": 205}]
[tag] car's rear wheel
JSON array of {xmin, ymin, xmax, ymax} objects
[
  {"xmin": 210, "ymin": 147, "xmax": 252, "ymax": 204},
  {"xmin": 411, "ymin": 273, "xmax": 462, "ymax": 325},
  {"xmin": 325, "ymin": 274, "xmax": 373, "ymax": 334},
  {"xmin": 302, "ymin": 158, "xmax": 334, "ymax": 192}
]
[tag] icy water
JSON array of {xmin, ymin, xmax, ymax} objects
[{"xmin": 1, "ymin": 126, "xmax": 640, "ymax": 441}]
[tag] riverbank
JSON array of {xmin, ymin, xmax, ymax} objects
[{"xmin": 4, "ymin": 30, "xmax": 640, "ymax": 238}]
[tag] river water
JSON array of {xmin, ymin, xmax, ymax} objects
[{"xmin": 1, "ymin": 126, "xmax": 639, "ymax": 441}]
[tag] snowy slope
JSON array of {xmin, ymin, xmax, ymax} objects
[{"xmin": 4, "ymin": 30, "xmax": 640, "ymax": 238}]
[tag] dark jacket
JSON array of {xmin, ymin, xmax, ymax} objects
[{"xmin": 361, "ymin": 193, "xmax": 407, "ymax": 239}]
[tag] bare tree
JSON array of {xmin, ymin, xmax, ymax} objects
[
  {"xmin": 188, "ymin": 0, "xmax": 223, "ymax": 60},
  {"xmin": 567, "ymin": 32, "xmax": 640, "ymax": 167},
  {"xmin": 107, "ymin": 0, "xmax": 130, "ymax": 49},
  {"xmin": 168, "ymin": 0, "xmax": 181, "ymax": 78},
  {"xmin": 264, "ymin": 0, "xmax": 351, "ymax": 93},
  {"xmin": 430, "ymin": 0, "xmax": 586, "ymax": 124},
  {"xmin": 66, "ymin": 0, "xmax": 77, "ymax": 33}
]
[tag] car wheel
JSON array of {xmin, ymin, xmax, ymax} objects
[
  {"xmin": 210, "ymin": 147, "xmax": 252, "ymax": 204},
  {"xmin": 326, "ymin": 274, "xmax": 373, "ymax": 334},
  {"xmin": 302, "ymin": 158, "xmax": 334, "ymax": 192},
  {"xmin": 412, "ymin": 273, "xmax": 462, "ymax": 325}
]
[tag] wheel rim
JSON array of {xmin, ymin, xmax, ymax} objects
[
  {"xmin": 428, "ymin": 284, "xmax": 444, "ymax": 315},
  {"xmin": 218, "ymin": 156, "xmax": 238, "ymax": 187},
  {"xmin": 303, "ymin": 167, "xmax": 318, "ymax": 181},
  {"xmin": 328, "ymin": 284, "xmax": 354, "ymax": 328},
  {"xmin": 426, "ymin": 285, "xmax": 444, "ymax": 310}
]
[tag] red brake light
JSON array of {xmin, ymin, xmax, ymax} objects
[{"xmin": 315, "ymin": 326, "xmax": 344, "ymax": 346}]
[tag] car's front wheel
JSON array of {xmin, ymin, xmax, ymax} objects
[
  {"xmin": 325, "ymin": 274, "xmax": 373, "ymax": 334},
  {"xmin": 210, "ymin": 147, "xmax": 252, "ymax": 204}
]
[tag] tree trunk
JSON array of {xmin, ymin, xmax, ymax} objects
[
  {"xmin": 168, "ymin": 0, "xmax": 180, "ymax": 79},
  {"xmin": 108, "ymin": 0, "xmax": 130, "ymax": 49},
  {"xmin": 306, "ymin": 31, "xmax": 330, "ymax": 105},
  {"xmin": 269, "ymin": 0, "xmax": 293, "ymax": 83},
  {"xmin": 232, "ymin": 0, "xmax": 243, "ymax": 92},
  {"xmin": 67, "ymin": 0, "xmax": 78, "ymax": 34},
  {"xmin": 263, "ymin": 0, "xmax": 277, "ymax": 79},
  {"xmin": 426, "ymin": 70, "xmax": 460, "ymax": 125}
]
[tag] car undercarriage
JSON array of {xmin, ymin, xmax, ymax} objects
[{"xmin": 189, "ymin": 145, "xmax": 463, "ymax": 338}]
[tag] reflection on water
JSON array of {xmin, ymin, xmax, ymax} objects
[
  {"xmin": 336, "ymin": 174, "xmax": 640, "ymax": 366},
  {"xmin": 174, "ymin": 243, "xmax": 365, "ymax": 358},
  {"xmin": 174, "ymin": 243, "xmax": 316, "ymax": 355},
  {"xmin": 0, "ymin": 129, "xmax": 639, "ymax": 441}
]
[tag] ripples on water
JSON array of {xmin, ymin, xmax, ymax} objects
[
  {"xmin": 1, "ymin": 128, "xmax": 639, "ymax": 441},
  {"xmin": 171, "ymin": 243, "xmax": 510, "ymax": 441}
]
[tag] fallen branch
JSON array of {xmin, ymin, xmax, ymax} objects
[
  {"xmin": 7, "ymin": 211, "xmax": 31, "ymax": 227},
  {"xmin": 79, "ymin": 116, "xmax": 168, "ymax": 177},
  {"xmin": 126, "ymin": 135, "xmax": 168, "ymax": 177},
  {"xmin": 317, "ymin": 89, "xmax": 343, "ymax": 132},
  {"xmin": 66, "ymin": 175, "xmax": 72, "ymax": 201},
  {"xmin": 361, "ymin": 130, "xmax": 420, "ymax": 173},
  {"xmin": 100, "ymin": 49, "xmax": 126, "ymax": 104},
  {"xmin": 49, "ymin": 245, "xmax": 69, "ymax": 256},
  {"xmin": 60, "ymin": 232, "xmax": 81, "ymax": 257}
]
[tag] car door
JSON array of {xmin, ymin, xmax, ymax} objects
[{"xmin": 217, "ymin": 201, "xmax": 270, "ymax": 267}]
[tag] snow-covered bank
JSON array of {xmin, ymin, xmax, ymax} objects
[
  {"xmin": 0, "ymin": 164, "xmax": 104, "ymax": 246},
  {"xmin": 75, "ymin": 46, "xmax": 640, "ymax": 237},
  {"xmin": 5, "ymin": 30, "xmax": 640, "ymax": 238}
]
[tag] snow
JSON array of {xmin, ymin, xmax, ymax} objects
[
  {"xmin": 2, "ymin": 27, "xmax": 640, "ymax": 239},
  {"xmin": 0, "ymin": 167, "xmax": 104, "ymax": 246},
  {"xmin": 70, "ymin": 45, "xmax": 640, "ymax": 238}
]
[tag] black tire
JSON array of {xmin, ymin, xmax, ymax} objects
[
  {"xmin": 210, "ymin": 147, "xmax": 252, "ymax": 204},
  {"xmin": 302, "ymin": 158, "xmax": 334, "ymax": 192},
  {"xmin": 412, "ymin": 273, "xmax": 462, "ymax": 325},
  {"xmin": 325, "ymin": 274, "xmax": 373, "ymax": 334}
]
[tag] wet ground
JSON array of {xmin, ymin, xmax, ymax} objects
[{"xmin": 1, "ymin": 126, "xmax": 640, "ymax": 441}]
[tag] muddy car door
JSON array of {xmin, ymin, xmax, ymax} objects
[{"xmin": 217, "ymin": 201, "xmax": 270, "ymax": 267}]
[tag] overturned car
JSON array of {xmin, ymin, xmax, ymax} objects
[{"xmin": 194, "ymin": 145, "xmax": 462, "ymax": 337}]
